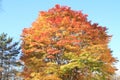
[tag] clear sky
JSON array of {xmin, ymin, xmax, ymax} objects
[{"xmin": 0, "ymin": 0, "xmax": 120, "ymax": 73}]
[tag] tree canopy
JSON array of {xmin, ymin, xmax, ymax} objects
[
  {"xmin": 0, "ymin": 33, "xmax": 21, "ymax": 80},
  {"xmin": 21, "ymin": 4, "xmax": 117, "ymax": 80}
]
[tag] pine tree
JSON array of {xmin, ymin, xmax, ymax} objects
[{"xmin": 0, "ymin": 33, "xmax": 21, "ymax": 80}]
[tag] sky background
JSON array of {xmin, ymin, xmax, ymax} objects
[{"xmin": 0, "ymin": 0, "xmax": 120, "ymax": 73}]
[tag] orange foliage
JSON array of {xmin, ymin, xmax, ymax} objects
[{"xmin": 21, "ymin": 4, "xmax": 117, "ymax": 80}]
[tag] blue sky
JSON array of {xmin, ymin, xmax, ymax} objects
[{"xmin": 0, "ymin": 0, "xmax": 120, "ymax": 72}]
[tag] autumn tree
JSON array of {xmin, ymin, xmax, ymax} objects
[
  {"xmin": 0, "ymin": 33, "xmax": 21, "ymax": 80},
  {"xmin": 21, "ymin": 4, "xmax": 117, "ymax": 80}
]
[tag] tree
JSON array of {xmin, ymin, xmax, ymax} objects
[
  {"xmin": 0, "ymin": 33, "xmax": 21, "ymax": 80},
  {"xmin": 21, "ymin": 4, "xmax": 117, "ymax": 80}
]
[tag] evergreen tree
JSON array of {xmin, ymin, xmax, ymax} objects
[{"xmin": 0, "ymin": 33, "xmax": 21, "ymax": 80}]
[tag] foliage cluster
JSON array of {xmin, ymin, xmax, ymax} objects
[
  {"xmin": 0, "ymin": 33, "xmax": 21, "ymax": 80},
  {"xmin": 21, "ymin": 5, "xmax": 117, "ymax": 80}
]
